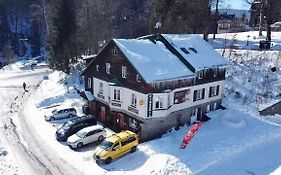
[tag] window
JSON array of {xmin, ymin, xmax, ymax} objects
[
  {"xmin": 131, "ymin": 93, "xmax": 137, "ymax": 107},
  {"xmin": 106, "ymin": 63, "xmax": 111, "ymax": 74},
  {"xmin": 136, "ymin": 74, "xmax": 141, "ymax": 82},
  {"xmin": 213, "ymin": 68, "xmax": 217, "ymax": 77},
  {"xmin": 155, "ymin": 97, "xmax": 164, "ymax": 109},
  {"xmin": 121, "ymin": 137, "xmax": 136, "ymax": 146},
  {"xmin": 209, "ymin": 85, "xmax": 220, "ymax": 97},
  {"xmin": 113, "ymin": 89, "xmax": 121, "ymax": 101},
  {"xmin": 191, "ymin": 108, "xmax": 198, "ymax": 117},
  {"xmin": 96, "ymin": 65, "xmax": 99, "ymax": 71},
  {"xmin": 180, "ymin": 47, "xmax": 190, "ymax": 54},
  {"xmin": 198, "ymin": 70, "xmax": 204, "ymax": 79},
  {"xmin": 210, "ymin": 103, "xmax": 217, "ymax": 110},
  {"xmin": 87, "ymin": 78, "xmax": 92, "ymax": 88},
  {"xmin": 193, "ymin": 88, "xmax": 205, "ymax": 101},
  {"xmin": 122, "ymin": 66, "xmax": 127, "ymax": 78},
  {"xmin": 113, "ymin": 48, "xmax": 117, "ymax": 56},
  {"xmin": 189, "ymin": 47, "xmax": 198, "ymax": 53},
  {"xmin": 99, "ymin": 82, "xmax": 103, "ymax": 94},
  {"xmin": 207, "ymin": 104, "xmax": 210, "ymax": 112}
]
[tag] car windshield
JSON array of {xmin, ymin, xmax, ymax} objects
[
  {"xmin": 76, "ymin": 131, "xmax": 86, "ymax": 138},
  {"xmin": 52, "ymin": 109, "xmax": 58, "ymax": 114},
  {"xmin": 100, "ymin": 141, "xmax": 113, "ymax": 151},
  {"xmin": 62, "ymin": 121, "xmax": 74, "ymax": 130}
]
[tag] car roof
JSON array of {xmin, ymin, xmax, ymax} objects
[
  {"xmin": 106, "ymin": 130, "xmax": 136, "ymax": 143},
  {"xmin": 79, "ymin": 125, "xmax": 103, "ymax": 133},
  {"xmin": 56, "ymin": 107, "xmax": 75, "ymax": 111}
]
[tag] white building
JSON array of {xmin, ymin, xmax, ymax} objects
[{"xmin": 82, "ymin": 34, "xmax": 229, "ymax": 141}]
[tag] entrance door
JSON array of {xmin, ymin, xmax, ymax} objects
[
  {"xmin": 191, "ymin": 109, "xmax": 197, "ymax": 124},
  {"xmin": 117, "ymin": 113, "xmax": 126, "ymax": 130},
  {"xmin": 100, "ymin": 106, "xmax": 106, "ymax": 122},
  {"xmin": 197, "ymin": 108, "xmax": 203, "ymax": 121}
]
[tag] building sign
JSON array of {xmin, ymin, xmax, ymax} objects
[
  {"xmin": 128, "ymin": 106, "xmax": 139, "ymax": 114},
  {"xmin": 97, "ymin": 93, "xmax": 105, "ymax": 100},
  {"xmin": 139, "ymin": 99, "xmax": 144, "ymax": 106},
  {"xmin": 111, "ymin": 102, "xmax": 121, "ymax": 107},
  {"xmin": 174, "ymin": 89, "xmax": 190, "ymax": 104},
  {"xmin": 147, "ymin": 94, "xmax": 153, "ymax": 117}
]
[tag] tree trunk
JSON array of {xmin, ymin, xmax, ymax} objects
[
  {"xmin": 258, "ymin": 3, "xmax": 263, "ymax": 36},
  {"xmin": 213, "ymin": 0, "xmax": 219, "ymax": 39}
]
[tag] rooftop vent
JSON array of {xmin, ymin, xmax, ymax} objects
[
  {"xmin": 180, "ymin": 47, "xmax": 190, "ymax": 54},
  {"xmin": 189, "ymin": 47, "xmax": 198, "ymax": 53}
]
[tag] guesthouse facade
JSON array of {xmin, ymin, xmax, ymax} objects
[{"xmin": 82, "ymin": 34, "xmax": 229, "ymax": 141}]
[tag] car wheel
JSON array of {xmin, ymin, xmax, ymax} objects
[
  {"xmin": 130, "ymin": 146, "xmax": 136, "ymax": 153},
  {"xmin": 77, "ymin": 142, "xmax": 83, "ymax": 148},
  {"xmin": 50, "ymin": 117, "xmax": 55, "ymax": 121},
  {"xmin": 98, "ymin": 135, "xmax": 104, "ymax": 141},
  {"xmin": 105, "ymin": 157, "xmax": 112, "ymax": 164}
]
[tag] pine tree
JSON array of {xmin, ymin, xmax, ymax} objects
[
  {"xmin": 49, "ymin": 0, "xmax": 77, "ymax": 74},
  {"xmin": 30, "ymin": 4, "xmax": 44, "ymax": 57}
]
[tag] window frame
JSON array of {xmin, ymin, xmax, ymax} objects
[
  {"xmin": 87, "ymin": 77, "xmax": 92, "ymax": 89},
  {"xmin": 113, "ymin": 48, "xmax": 117, "ymax": 56},
  {"xmin": 121, "ymin": 66, "xmax": 127, "ymax": 78},
  {"xmin": 106, "ymin": 63, "xmax": 111, "ymax": 74},
  {"xmin": 213, "ymin": 68, "xmax": 217, "ymax": 77},
  {"xmin": 99, "ymin": 82, "xmax": 103, "ymax": 94},
  {"xmin": 136, "ymin": 74, "xmax": 141, "ymax": 82},
  {"xmin": 131, "ymin": 93, "xmax": 137, "ymax": 107},
  {"xmin": 113, "ymin": 89, "xmax": 121, "ymax": 101},
  {"xmin": 155, "ymin": 97, "xmax": 164, "ymax": 109},
  {"xmin": 198, "ymin": 70, "xmax": 203, "ymax": 79}
]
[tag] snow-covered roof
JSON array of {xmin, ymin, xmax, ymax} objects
[
  {"xmin": 113, "ymin": 39, "xmax": 195, "ymax": 83},
  {"xmin": 84, "ymin": 91, "xmax": 94, "ymax": 101},
  {"xmin": 162, "ymin": 34, "xmax": 230, "ymax": 70}
]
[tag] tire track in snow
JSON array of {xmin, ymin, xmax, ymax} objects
[{"xmin": 18, "ymin": 78, "xmax": 83, "ymax": 175}]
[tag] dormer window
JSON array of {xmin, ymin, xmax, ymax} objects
[
  {"xmin": 106, "ymin": 63, "xmax": 111, "ymax": 74},
  {"xmin": 213, "ymin": 68, "xmax": 218, "ymax": 77},
  {"xmin": 198, "ymin": 70, "xmax": 203, "ymax": 79},
  {"xmin": 189, "ymin": 47, "xmax": 198, "ymax": 53},
  {"xmin": 180, "ymin": 48, "xmax": 190, "ymax": 54}
]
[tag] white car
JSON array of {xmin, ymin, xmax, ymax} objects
[
  {"xmin": 67, "ymin": 125, "xmax": 106, "ymax": 149},
  {"xmin": 44, "ymin": 107, "xmax": 77, "ymax": 121}
]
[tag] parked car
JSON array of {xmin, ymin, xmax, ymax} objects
[
  {"xmin": 56, "ymin": 115, "xmax": 97, "ymax": 142},
  {"xmin": 93, "ymin": 130, "xmax": 139, "ymax": 164},
  {"xmin": 67, "ymin": 125, "xmax": 106, "ymax": 149},
  {"xmin": 44, "ymin": 107, "xmax": 77, "ymax": 121}
]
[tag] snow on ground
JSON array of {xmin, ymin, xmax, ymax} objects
[
  {"xmin": 1, "ymin": 31, "xmax": 281, "ymax": 175},
  {"xmin": 22, "ymin": 71, "xmax": 281, "ymax": 174},
  {"xmin": 0, "ymin": 61, "xmax": 50, "ymax": 175},
  {"xmin": 209, "ymin": 31, "xmax": 281, "ymax": 50}
]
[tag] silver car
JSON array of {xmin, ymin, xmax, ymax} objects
[
  {"xmin": 44, "ymin": 107, "xmax": 77, "ymax": 121},
  {"xmin": 67, "ymin": 125, "xmax": 106, "ymax": 149}
]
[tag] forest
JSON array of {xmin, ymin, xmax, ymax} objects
[{"xmin": 0, "ymin": 0, "xmax": 281, "ymax": 73}]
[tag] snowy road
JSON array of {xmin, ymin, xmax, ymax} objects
[{"xmin": 0, "ymin": 65, "xmax": 80, "ymax": 175}]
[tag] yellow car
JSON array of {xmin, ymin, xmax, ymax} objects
[{"xmin": 93, "ymin": 130, "xmax": 139, "ymax": 164}]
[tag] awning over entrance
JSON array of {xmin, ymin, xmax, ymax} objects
[{"xmin": 84, "ymin": 91, "xmax": 94, "ymax": 101}]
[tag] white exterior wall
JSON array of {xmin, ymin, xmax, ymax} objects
[
  {"xmin": 151, "ymin": 80, "xmax": 225, "ymax": 118},
  {"xmin": 92, "ymin": 78, "xmax": 225, "ymax": 120},
  {"xmin": 93, "ymin": 78, "xmax": 147, "ymax": 119}
]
